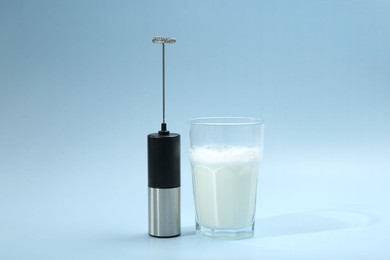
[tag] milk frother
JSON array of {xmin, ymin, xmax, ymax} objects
[{"xmin": 147, "ymin": 36, "xmax": 180, "ymax": 238}]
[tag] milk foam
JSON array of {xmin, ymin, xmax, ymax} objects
[{"xmin": 190, "ymin": 145, "xmax": 261, "ymax": 167}]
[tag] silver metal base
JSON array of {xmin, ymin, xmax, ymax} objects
[{"xmin": 148, "ymin": 187, "xmax": 180, "ymax": 237}]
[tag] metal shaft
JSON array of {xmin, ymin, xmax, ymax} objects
[
  {"xmin": 162, "ymin": 43, "xmax": 165, "ymax": 125},
  {"xmin": 152, "ymin": 36, "xmax": 175, "ymax": 133}
]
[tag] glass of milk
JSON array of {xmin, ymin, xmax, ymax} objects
[{"xmin": 189, "ymin": 117, "xmax": 264, "ymax": 240}]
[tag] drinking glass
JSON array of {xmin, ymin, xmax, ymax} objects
[{"xmin": 189, "ymin": 117, "xmax": 264, "ymax": 239}]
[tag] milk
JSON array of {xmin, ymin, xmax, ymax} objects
[{"xmin": 190, "ymin": 146, "xmax": 261, "ymax": 229}]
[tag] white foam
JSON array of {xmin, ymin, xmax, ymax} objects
[{"xmin": 190, "ymin": 145, "xmax": 262, "ymax": 167}]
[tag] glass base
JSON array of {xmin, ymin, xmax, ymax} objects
[{"xmin": 196, "ymin": 221, "xmax": 255, "ymax": 240}]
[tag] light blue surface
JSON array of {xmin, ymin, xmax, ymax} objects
[{"xmin": 1, "ymin": 0, "xmax": 389, "ymax": 259}]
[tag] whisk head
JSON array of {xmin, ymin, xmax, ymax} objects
[{"xmin": 152, "ymin": 36, "xmax": 176, "ymax": 44}]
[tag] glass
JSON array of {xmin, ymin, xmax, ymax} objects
[{"xmin": 189, "ymin": 117, "xmax": 264, "ymax": 240}]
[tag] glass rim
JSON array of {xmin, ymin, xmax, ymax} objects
[{"xmin": 189, "ymin": 117, "xmax": 264, "ymax": 126}]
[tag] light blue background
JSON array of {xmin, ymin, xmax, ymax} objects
[{"xmin": 1, "ymin": 0, "xmax": 389, "ymax": 259}]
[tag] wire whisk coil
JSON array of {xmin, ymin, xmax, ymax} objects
[{"xmin": 152, "ymin": 36, "xmax": 176, "ymax": 44}]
